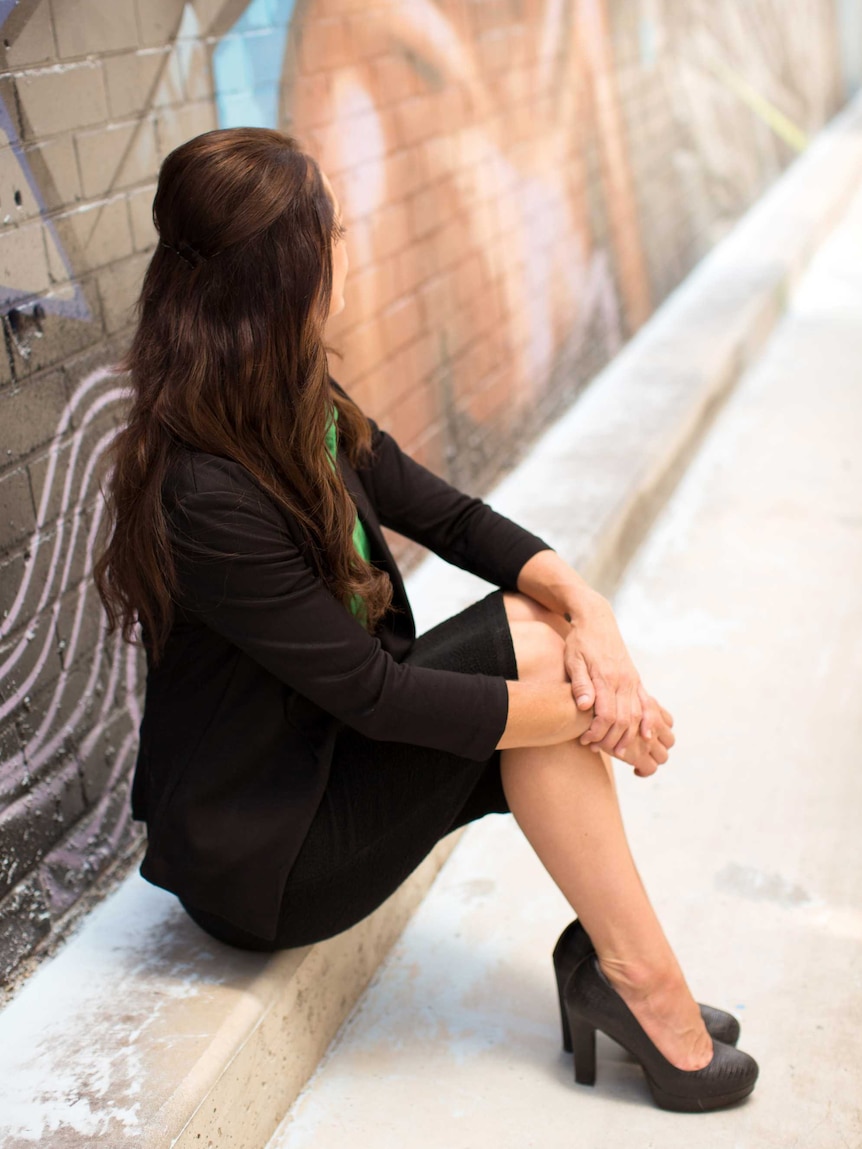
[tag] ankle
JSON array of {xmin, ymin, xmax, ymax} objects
[
  {"xmin": 596, "ymin": 954, "xmax": 686, "ymax": 1002},
  {"xmin": 596, "ymin": 955, "xmax": 712, "ymax": 1061}
]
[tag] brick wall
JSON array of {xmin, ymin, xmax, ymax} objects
[{"xmin": 0, "ymin": 0, "xmax": 848, "ymax": 992}]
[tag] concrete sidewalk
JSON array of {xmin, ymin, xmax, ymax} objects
[{"xmin": 266, "ymin": 164, "xmax": 862, "ymax": 1146}]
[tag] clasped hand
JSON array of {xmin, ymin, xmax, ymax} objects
[{"xmin": 563, "ymin": 594, "xmax": 675, "ymax": 777}]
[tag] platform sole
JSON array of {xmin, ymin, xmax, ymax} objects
[{"xmin": 647, "ymin": 1077, "xmax": 756, "ymax": 1113}]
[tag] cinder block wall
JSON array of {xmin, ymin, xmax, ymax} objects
[{"xmin": 0, "ymin": 0, "xmax": 847, "ymax": 991}]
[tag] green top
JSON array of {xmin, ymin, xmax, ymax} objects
[{"xmin": 324, "ymin": 403, "xmax": 371, "ymax": 626}]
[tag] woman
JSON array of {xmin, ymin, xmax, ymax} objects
[{"xmin": 94, "ymin": 127, "xmax": 758, "ymax": 1112}]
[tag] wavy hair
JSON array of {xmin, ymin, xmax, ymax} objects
[{"xmin": 93, "ymin": 127, "xmax": 394, "ymax": 668}]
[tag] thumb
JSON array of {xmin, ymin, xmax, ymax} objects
[{"xmin": 568, "ymin": 657, "xmax": 595, "ymax": 709}]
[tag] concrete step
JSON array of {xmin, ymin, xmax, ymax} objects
[
  {"xmin": 1, "ymin": 90, "xmax": 861, "ymax": 1149},
  {"xmin": 264, "ymin": 119, "xmax": 862, "ymax": 1149}
]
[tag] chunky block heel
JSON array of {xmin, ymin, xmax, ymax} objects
[
  {"xmin": 570, "ymin": 1015, "xmax": 597, "ymax": 1085},
  {"xmin": 557, "ymin": 979, "xmax": 573, "ymax": 1053}
]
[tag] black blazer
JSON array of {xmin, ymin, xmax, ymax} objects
[{"xmin": 133, "ymin": 377, "xmax": 553, "ymax": 939}]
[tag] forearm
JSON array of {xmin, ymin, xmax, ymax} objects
[
  {"xmin": 496, "ymin": 680, "xmax": 594, "ymax": 749},
  {"xmin": 515, "ymin": 547, "xmax": 605, "ymax": 622},
  {"xmin": 345, "ymin": 397, "xmax": 555, "ymax": 593}
]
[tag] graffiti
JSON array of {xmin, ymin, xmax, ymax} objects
[
  {"xmin": 0, "ymin": 3, "xmax": 90, "ymax": 324},
  {"xmin": 0, "ymin": 367, "xmax": 144, "ymax": 921},
  {"xmin": 0, "ymin": 369, "xmax": 133, "ymax": 771},
  {"xmin": 0, "ymin": 0, "xmax": 636, "ymax": 390},
  {"xmin": 212, "ymin": 0, "xmax": 296, "ymax": 129},
  {"xmin": 637, "ymin": 0, "xmax": 840, "ymax": 243},
  {"xmin": 0, "ymin": 0, "xmax": 215, "ymax": 336},
  {"xmin": 287, "ymin": 0, "xmax": 636, "ymax": 413},
  {"xmin": 0, "ymin": 0, "xmax": 848, "ymax": 985}
]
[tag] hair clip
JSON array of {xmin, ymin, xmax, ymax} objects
[{"xmin": 160, "ymin": 239, "xmax": 206, "ymax": 268}]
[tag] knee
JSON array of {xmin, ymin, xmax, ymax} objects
[
  {"xmin": 509, "ymin": 619, "xmax": 568, "ymax": 683},
  {"xmin": 502, "ymin": 591, "xmax": 571, "ymax": 639}
]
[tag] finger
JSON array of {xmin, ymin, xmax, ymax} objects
[
  {"xmin": 650, "ymin": 739, "xmax": 669, "ymax": 765},
  {"xmin": 642, "ymin": 697, "xmax": 675, "ymax": 749},
  {"xmin": 656, "ymin": 724, "xmax": 676, "ymax": 750},
  {"xmin": 630, "ymin": 742, "xmax": 649, "ymax": 772},
  {"xmin": 579, "ymin": 679, "xmax": 613, "ymax": 745},
  {"xmin": 572, "ymin": 681, "xmax": 596, "ymax": 711},
  {"xmin": 598, "ymin": 715, "xmax": 630, "ymax": 756},
  {"xmin": 622, "ymin": 733, "xmax": 656, "ymax": 772},
  {"xmin": 614, "ymin": 684, "xmax": 643, "ymax": 756},
  {"xmin": 566, "ymin": 652, "xmax": 596, "ymax": 710},
  {"xmin": 637, "ymin": 684, "xmax": 656, "ymax": 739},
  {"xmin": 640, "ymin": 739, "xmax": 668, "ymax": 773},
  {"xmin": 634, "ymin": 755, "xmax": 659, "ymax": 777},
  {"xmin": 593, "ymin": 674, "xmax": 643, "ymax": 755},
  {"xmin": 584, "ymin": 718, "xmax": 619, "ymax": 751},
  {"xmin": 590, "ymin": 680, "xmax": 628, "ymax": 752},
  {"xmin": 644, "ymin": 701, "xmax": 663, "ymax": 741}
]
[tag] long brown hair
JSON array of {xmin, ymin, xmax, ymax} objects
[{"xmin": 93, "ymin": 127, "xmax": 394, "ymax": 668}]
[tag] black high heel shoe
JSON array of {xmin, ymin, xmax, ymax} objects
[
  {"xmin": 553, "ymin": 918, "xmax": 741, "ymax": 1049},
  {"xmin": 562, "ymin": 952, "xmax": 759, "ymax": 1112}
]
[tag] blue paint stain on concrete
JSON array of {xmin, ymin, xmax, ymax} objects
[{"xmin": 213, "ymin": 0, "xmax": 296, "ymax": 129}]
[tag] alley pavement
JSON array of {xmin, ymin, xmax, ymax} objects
[{"xmin": 265, "ymin": 173, "xmax": 862, "ymax": 1148}]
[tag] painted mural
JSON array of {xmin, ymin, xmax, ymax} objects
[{"xmin": 0, "ymin": 0, "xmax": 849, "ymax": 987}]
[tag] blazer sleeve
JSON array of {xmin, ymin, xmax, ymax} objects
[
  {"xmin": 345, "ymin": 398, "xmax": 555, "ymax": 591},
  {"xmin": 165, "ymin": 460, "xmax": 510, "ymax": 761}
]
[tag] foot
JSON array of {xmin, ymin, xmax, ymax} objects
[{"xmin": 596, "ymin": 958, "xmax": 714, "ymax": 1072}]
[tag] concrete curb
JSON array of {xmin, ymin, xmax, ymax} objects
[
  {"xmin": 0, "ymin": 836, "xmax": 461, "ymax": 1148},
  {"xmin": 2, "ymin": 90, "xmax": 861, "ymax": 1149}
]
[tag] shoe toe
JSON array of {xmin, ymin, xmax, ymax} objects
[{"xmin": 699, "ymin": 1004, "xmax": 741, "ymax": 1046}]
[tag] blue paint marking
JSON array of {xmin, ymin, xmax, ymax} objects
[
  {"xmin": 213, "ymin": 0, "xmax": 296, "ymax": 129},
  {"xmin": 0, "ymin": 0, "xmax": 298, "ymax": 319},
  {"xmin": 0, "ymin": 1, "xmax": 91, "ymax": 320}
]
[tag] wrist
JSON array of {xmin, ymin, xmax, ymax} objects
[
  {"xmin": 516, "ymin": 550, "xmax": 604, "ymax": 623},
  {"xmin": 562, "ymin": 584, "xmax": 608, "ymax": 626}
]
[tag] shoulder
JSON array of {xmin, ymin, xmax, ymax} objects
[
  {"xmin": 162, "ymin": 447, "xmax": 292, "ymax": 536},
  {"xmin": 165, "ymin": 446, "xmax": 269, "ymax": 501}
]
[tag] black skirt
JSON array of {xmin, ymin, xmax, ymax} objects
[{"xmin": 180, "ymin": 588, "xmax": 519, "ymax": 951}]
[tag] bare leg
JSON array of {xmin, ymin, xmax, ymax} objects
[{"xmin": 500, "ymin": 593, "xmax": 713, "ymax": 1071}]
